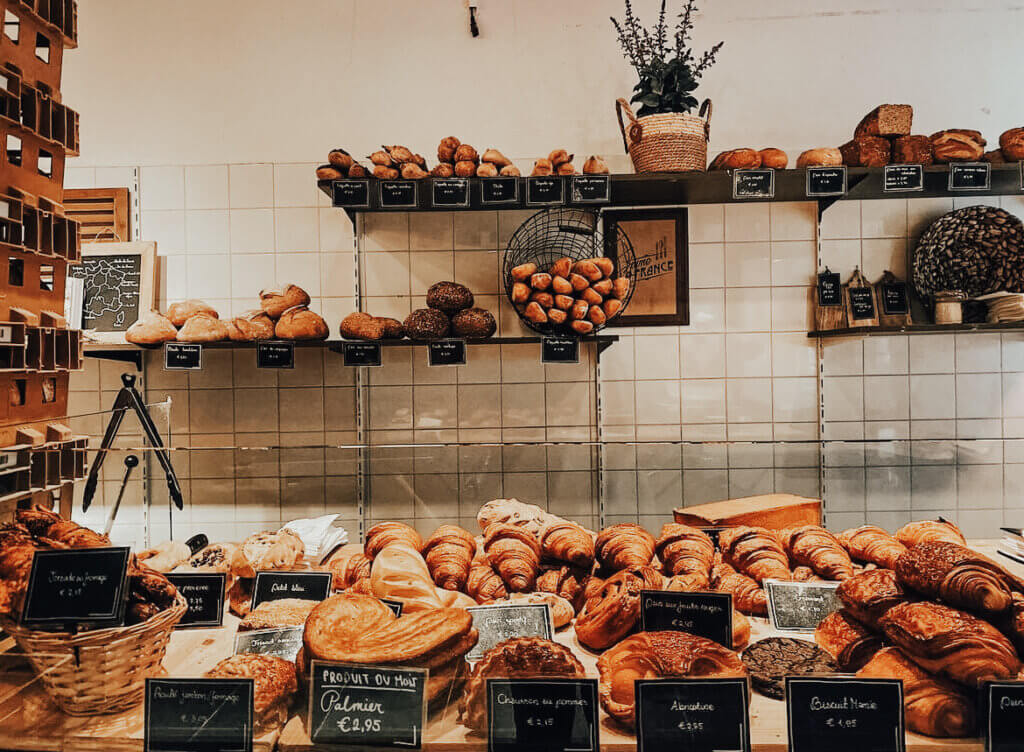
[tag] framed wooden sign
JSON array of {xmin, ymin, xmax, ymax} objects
[
  {"xmin": 67, "ymin": 241, "xmax": 157, "ymax": 343},
  {"xmin": 602, "ymin": 208, "xmax": 688, "ymax": 327}
]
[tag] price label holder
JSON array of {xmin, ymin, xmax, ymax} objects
[
  {"xmin": 145, "ymin": 677, "xmax": 254, "ymax": 752},
  {"xmin": 166, "ymin": 572, "xmax": 226, "ymax": 628},
  {"xmin": 732, "ymin": 169, "xmax": 775, "ymax": 199},
  {"xmin": 431, "ymin": 178, "xmax": 470, "ymax": 208},
  {"xmin": 427, "ymin": 338, "xmax": 466, "ymax": 367},
  {"xmin": 765, "ymin": 579, "xmax": 841, "ymax": 632},
  {"xmin": 883, "ymin": 164, "xmax": 924, "ymax": 192},
  {"xmin": 785, "ymin": 676, "xmax": 904, "ymax": 752},
  {"xmin": 817, "ymin": 270, "xmax": 842, "ymax": 307},
  {"xmin": 342, "ymin": 341, "xmax": 383, "ymax": 367},
  {"xmin": 849, "ymin": 287, "xmax": 876, "ymax": 320},
  {"xmin": 233, "ymin": 625, "xmax": 304, "ymax": 661},
  {"xmin": 164, "ymin": 342, "xmax": 202, "ymax": 370},
  {"xmin": 481, "ymin": 177, "xmax": 520, "ymax": 205},
  {"xmin": 880, "ymin": 280, "xmax": 910, "ymax": 316},
  {"xmin": 949, "ymin": 162, "xmax": 991, "ymax": 191},
  {"xmin": 379, "ymin": 180, "xmax": 418, "ymax": 209},
  {"xmin": 380, "ymin": 598, "xmax": 403, "ymax": 617},
  {"xmin": 332, "ymin": 179, "xmax": 370, "ymax": 209},
  {"xmin": 570, "ymin": 175, "xmax": 611, "ymax": 204},
  {"xmin": 638, "ymin": 590, "xmax": 732, "ymax": 648},
  {"xmin": 0, "ymin": 324, "xmax": 13, "ymax": 343},
  {"xmin": 806, "ymin": 166, "xmax": 848, "ymax": 197},
  {"xmin": 22, "ymin": 547, "xmax": 131, "ymax": 629},
  {"xmin": 256, "ymin": 341, "xmax": 294, "ymax": 369},
  {"xmin": 526, "ymin": 176, "xmax": 564, "ymax": 206},
  {"xmin": 636, "ymin": 677, "xmax": 750, "ymax": 752},
  {"xmin": 250, "ymin": 571, "xmax": 333, "ymax": 609},
  {"xmin": 985, "ymin": 680, "xmax": 1024, "ymax": 752},
  {"xmin": 541, "ymin": 336, "xmax": 579, "ymax": 364},
  {"xmin": 466, "ymin": 603, "xmax": 553, "ymax": 661},
  {"xmin": 486, "ymin": 678, "xmax": 599, "ymax": 752},
  {"xmin": 309, "ymin": 661, "xmax": 427, "ymax": 749}
]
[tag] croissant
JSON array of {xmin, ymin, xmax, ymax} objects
[
  {"xmin": 595, "ymin": 523, "xmax": 656, "ymax": 571},
  {"xmin": 815, "ymin": 610, "xmax": 884, "ymax": 671},
  {"xmin": 879, "ymin": 601, "xmax": 1021, "ymax": 686},
  {"xmin": 17, "ymin": 507, "xmax": 109, "ymax": 547},
  {"xmin": 422, "ymin": 525, "xmax": 477, "ymax": 591},
  {"xmin": 365, "ymin": 521, "xmax": 423, "ymax": 558},
  {"xmin": 781, "ymin": 525, "xmax": 855, "ymax": 580},
  {"xmin": 710, "ymin": 562, "xmax": 768, "ymax": 616},
  {"xmin": 857, "ymin": 648, "xmax": 976, "ymax": 738},
  {"xmin": 836, "ymin": 568, "xmax": 908, "ymax": 624},
  {"xmin": 575, "ymin": 567, "xmax": 663, "ymax": 651},
  {"xmin": 895, "ymin": 541, "xmax": 1023, "ymax": 616},
  {"xmin": 999, "ymin": 594, "xmax": 1024, "ymax": 654},
  {"xmin": 465, "ymin": 563, "xmax": 507, "ymax": 604},
  {"xmin": 655, "ymin": 524, "xmax": 714, "ymax": 586},
  {"xmin": 484, "ymin": 524, "xmax": 541, "ymax": 592},
  {"xmin": 325, "ymin": 544, "xmax": 372, "ymax": 590},
  {"xmin": 718, "ymin": 526, "xmax": 791, "ymax": 583},
  {"xmin": 838, "ymin": 525, "xmax": 908, "ymax": 570},
  {"xmin": 536, "ymin": 565, "xmax": 591, "ymax": 613},
  {"xmin": 792, "ymin": 566, "xmax": 821, "ymax": 582},
  {"xmin": 539, "ymin": 521, "xmax": 595, "ymax": 569},
  {"xmin": 895, "ymin": 520, "xmax": 966, "ymax": 548}
]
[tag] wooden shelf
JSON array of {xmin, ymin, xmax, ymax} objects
[{"xmin": 810, "ymin": 321, "xmax": 1024, "ymax": 338}]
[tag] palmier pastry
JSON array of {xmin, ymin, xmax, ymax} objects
[
  {"xmin": 231, "ymin": 529, "xmax": 304, "ymax": 579},
  {"xmin": 894, "ymin": 541, "xmax": 1022, "ymax": 615},
  {"xmin": 655, "ymin": 523, "xmax": 714, "ymax": 587},
  {"xmin": 365, "ymin": 521, "xmax": 423, "ymax": 557},
  {"xmin": 539, "ymin": 520, "xmax": 594, "ymax": 569},
  {"xmin": 324, "ymin": 543, "xmax": 372, "ymax": 590},
  {"xmin": 815, "ymin": 610, "xmax": 884, "ymax": 671},
  {"xmin": 710, "ymin": 561, "xmax": 768, "ymax": 616},
  {"xmin": 574, "ymin": 566, "xmax": 662, "ymax": 651},
  {"xmin": 595, "ymin": 523, "xmax": 656, "ymax": 571},
  {"xmin": 422, "ymin": 525, "xmax": 476, "ymax": 591},
  {"xmin": 465, "ymin": 562, "xmax": 508, "ymax": 603},
  {"xmin": 239, "ymin": 598, "xmax": 318, "ymax": 631},
  {"xmin": 836, "ymin": 568, "xmax": 908, "ymax": 624},
  {"xmin": 205, "ymin": 654, "xmax": 298, "ymax": 733},
  {"xmin": 837, "ymin": 526, "xmax": 907, "ymax": 570},
  {"xmin": 780, "ymin": 525, "xmax": 854, "ymax": 580},
  {"xmin": 536, "ymin": 565, "xmax": 591, "ymax": 613},
  {"xmin": 895, "ymin": 520, "xmax": 966, "ymax": 548},
  {"xmin": 718, "ymin": 526, "xmax": 791, "ymax": 583},
  {"xmin": 483, "ymin": 524, "xmax": 541, "ymax": 592}
]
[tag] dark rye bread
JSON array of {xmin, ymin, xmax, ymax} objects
[
  {"xmin": 891, "ymin": 135, "xmax": 934, "ymax": 165},
  {"xmin": 854, "ymin": 104, "xmax": 913, "ymax": 138},
  {"xmin": 741, "ymin": 637, "xmax": 838, "ymax": 699},
  {"xmin": 840, "ymin": 136, "xmax": 891, "ymax": 167}
]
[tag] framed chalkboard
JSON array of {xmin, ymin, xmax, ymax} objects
[
  {"xmin": 145, "ymin": 678, "xmax": 253, "ymax": 752},
  {"xmin": 765, "ymin": 579, "xmax": 841, "ymax": 632},
  {"xmin": 68, "ymin": 241, "xmax": 157, "ymax": 342}
]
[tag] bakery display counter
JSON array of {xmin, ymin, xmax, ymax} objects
[{"xmin": 811, "ymin": 321, "xmax": 1024, "ymax": 338}]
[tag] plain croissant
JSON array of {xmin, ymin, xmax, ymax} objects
[
  {"xmin": 710, "ymin": 561, "xmax": 768, "ymax": 616},
  {"xmin": 364, "ymin": 521, "xmax": 423, "ymax": 558},
  {"xmin": 465, "ymin": 563, "xmax": 507, "ymax": 604},
  {"xmin": 422, "ymin": 525, "xmax": 477, "ymax": 591},
  {"xmin": 540, "ymin": 521, "xmax": 595, "ymax": 569},
  {"xmin": 655, "ymin": 523, "xmax": 714, "ymax": 587},
  {"xmin": 595, "ymin": 523, "xmax": 656, "ymax": 571},
  {"xmin": 781, "ymin": 525, "xmax": 855, "ymax": 580},
  {"xmin": 484, "ymin": 524, "xmax": 541, "ymax": 592},
  {"xmin": 895, "ymin": 520, "xmax": 966, "ymax": 548},
  {"xmin": 718, "ymin": 526, "xmax": 791, "ymax": 583},
  {"xmin": 837, "ymin": 525, "xmax": 907, "ymax": 570}
]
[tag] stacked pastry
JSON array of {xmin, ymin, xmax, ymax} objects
[
  {"xmin": 368, "ymin": 145, "xmax": 430, "ymax": 180},
  {"xmin": 510, "ymin": 254, "xmax": 629, "ymax": 335},
  {"xmin": 342, "ymin": 281, "xmax": 496, "ymax": 341},
  {"xmin": 432, "ymin": 137, "xmax": 520, "ymax": 178},
  {"xmin": 315, "ymin": 147, "xmax": 369, "ymax": 180}
]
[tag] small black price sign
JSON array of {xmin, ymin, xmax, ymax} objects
[
  {"xmin": 883, "ymin": 164, "xmax": 924, "ymax": 192},
  {"xmin": 233, "ymin": 625, "xmax": 304, "ymax": 661},
  {"xmin": 431, "ymin": 178, "xmax": 470, "ymax": 207},
  {"xmin": 164, "ymin": 342, "xmax": 202, "ymax": 370},
  {"xmin": 427, "ymin": 338, "xmax": 466, "ymax": 366},
  {"xmin": 786, "ymin": 677, "xmax": 904, "ymax": 752},
  {"xmin": 332, "ymin": 179, "xmax": 370, "ymax": 208},
  {"xmin": 487, "ymin": 678, "xmax": 599, "ymax": 752},
  {"xmin": 250, "ymin": 571, "xmax": 333, "ymax": 609},
  {"xmin": 985, "ymin": 681, "xmax": 1024, "ymax": 752},
  {"xmin": 806, "ymin": 166, "xmax": 848, "ymax": 197},
  {"xmin": 379, "ymin": 180, "xmax": 418, "ymax": 209},
  {"xmin": 765, "ymin": 579, "xmax": 841, "ymax": 632},
  {"xmin": 880, "ymin": 281, "xmax": 910, "ymax": 315},
  {"xmin": 949, "ymin": 162, "xmax": 991, "ymax": 191},
  {"xmin": 526, "ymin": 177, "xmax": 564, "ymax": 206},
  {"xmin": 636, "ymin": 678, "xmax": 750, "ymax": 752},
  {"xmin": 481, "ymin": 177, "xmax": 519, "ymax": 205},
  {"xmin": 466, "ymin": 604, "xmax": 553, "ymax": 661},
  {"xmin": 849, "ymin": 288, "xmax": 876, "ymax": 320},
  {"xmin": 256, "ymin": 341, "xmax": 294, "ymax": 369},
  {"xmin": 309, "ymin": 661, "xmax": 427, "ymax": 749},
  {"xmin": 638, "ymin": 590, "xmax": 733, "ymax": 648},
  {"xmin": 570, "ymin": 175, "xmax": 611, "ymax": 203},
  {"xmin": 342, "ymin": 341, "xmax": 382, "ymax": 367},
  {"xmin": 21, "ymin": 547, "xmax": 130, "ymax": 629},
  {"xmin": 732, "ymin": 169, "xmax": 775, "ymax": 199},
  {"xmin": 380, "ymin": 598, "xmax": 403, "ymax": 616},
  {"xmin": 817, "ymin": 271, "xmax": 842, "ymax": 307},
  {"xmin": 145, "ymin": 678, "xmax": 253, "ymax": 752},
  {"xmin": 541, "ymin": 336, "xmax": 579, "ymax": 364},
  {"xmin": 166, "ymin": 572, "xmax": 226, "ymax": 628}
]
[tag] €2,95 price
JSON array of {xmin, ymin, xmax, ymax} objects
[{"xmin": 336, "ymin": 716, "xmax": 382, "ymax": 734}]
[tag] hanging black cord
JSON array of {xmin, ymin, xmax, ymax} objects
[{"xmin": 469, "ymin": 5, "xmax": 479, "ymax": 37}]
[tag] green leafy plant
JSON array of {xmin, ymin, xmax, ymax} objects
[{"xmin": 611, "ymin": 0, "xmax": 723, "ymax": 116}]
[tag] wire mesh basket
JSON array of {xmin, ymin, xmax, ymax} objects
[{"xmin": 502, "ymin": 208, "xmax": 636, "ymax": 335}]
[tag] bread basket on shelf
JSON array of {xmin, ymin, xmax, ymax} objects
[
  {"xmin": 616, "ymin": 97, "xmax": 712, "ymax": 173},
  {"xmin": 1, "ymin": 592, "xmax": 187, "ymax": 716}
]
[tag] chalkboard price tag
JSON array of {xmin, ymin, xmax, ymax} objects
[
  {"xmin": 380, "ymin": 598, "xmax": 403, "ymax": 617},
  {"xmin": 466, "ymin": 604, "xmax": 553, "ymax": 661},
  {"xmin": 636, "ymin": 677, "xmax": 750, "ymax": 752},
  {"xmin": 786, "ymin": 677, "xmax": 904, "ymax": 752},
  {"xmin": 431, "ymin": 178, "xmax": 470, "ymax": 207},
  {"xmin": 250, "ymin": 571, "xmax": 333, "ymax": 609},
  {"xmin": 570, "ymin": 175, "xmax": 611, "ymax": 203},
  {"xmin": 256, "ymin": 341, "xmax": 294, "ymax": 369},
  {"xmin": 21, "ymin": 547, "xmax": 130, "ymax": 629},
  {"xmin": 0, "ymin": 324, "xmax": 13, "ymax": 343},
  {"xmin": 849, "ymin": 288, "xmax": 876, "ymax": 320},
  {"xmin": 309, "ymin": 660, "xmax": 427, "ymax": 748},
  {"xmin": 638, "ymin": 590, "xmax": 733, "ymax": 648},
  {"xmin": 526, "ymin": 177, "xmax": 564, "ymax": 206},
  {"xmin": 817, "ymin": 271, "xmax": 842, "ymax": 307},
  {"xmin": 985, "ymin": 681, "xmax": 1024, "ymax": 752},
  {"xmin": 166, "ymin": 572, "xmax": 226, "ymax": 628},
  {"xmin": 480, "ymin": 177, "xmax": 520, "ymax": 205},
  {"xmin": 949, "ymin": 162, "xmax": 991, "ymax": 191},
  {"xmin": 145, "ymin": 678, "xmax": 254, "ymax": 752},
  {"xmin": 233, "ymin": 625, "xmax": 304, "ymax": 661},
  {"xmin": 164, "ymin": 343, "xmax": 202, "ymax": 370},
  {"xmin": 487, "ymin": 678, "xmax": 599, "ymax": 752},
  {"xmin": 880, "ymin": 281, "xmax": 910, "ymax": 315},
  {"xmin": 806, "ymin": 166, "xmax": 848, "ymax": 197},
  {"xmin": 541, "ymin": 336, "xmax": 579, "ymax": 364},
  {"xmin": 883, "ymin": 164, "xmax": 924, "ymax": 192},
  {"xmin": 732, "ymin": 169, "xmax": 775, "ymax": 199},
  {"xmin": 379, "ymin": 180, "xmax": 418, "ymax": 209},
  {"xmin": 342, "ymin": 341, "xmax": 382, "ymax": 367},
  {"xmin": 332, "ymin": 179, "xmax": 370, "ymax": 208},
  {"xmin": 765, "ymin": 579, "xmax": 841, "ymax": 632},
  {"xmin": 427, "ymin": 338, "xmax": 466, "ymax": 366}
]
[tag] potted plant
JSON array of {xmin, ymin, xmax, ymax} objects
[{"xmin": 611, "ymin": 0, "xmax": 724, "ymax": 172}]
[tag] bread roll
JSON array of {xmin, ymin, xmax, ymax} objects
[
  {"xmin": 499, "ymin": 165, "xmax": 521, "ymax": 177},
  {"xmin": 260, "ymin": 284, "xmax": 311, "ymax": 319},
  {"xmin": 165, "ymin": 300, "xmax": 218, "ymax": 328},
  {"xmin": 758, "ymin": 148, "xmax": 788, "ymax": 169},
  {"xmin": 530, "ymin": 159, "xmax": 553, "ymax": 176},
  {"xmin": 481, "ymin": 148, "xmax": 512, "ymax": 168},
  {"xmin": 437, "ymin": 136, "xmax": 460, "ymax": 163},
  {"xmin": 548, "ymin": 149, "xmax": 571, "ymax": 166},
  {"xmin": 931, "ymin": 130, "xmax": 985, "ymax": 163},
  {"xmin": 340, "ymin": 312, "xmax": 385, "ymax": 340},
  {"xmin": 476, "ymin": 162, "xmax": 498, "ymax": 177},
  {"xmin": 582, "ymin": 155, "xmax": 610, "ymax": 174},
  {"xmin": 404, "ymin": 308, "xmax": 450, "ymax": 340},
  {"xmin": 451, "ymin": 308, "xmax": 496, "ymax": 338},
  {"xmin": 274, "ymin": 306, "xmax": 329, "ymax": 340},
  {"xmin": 999, "ymin": 127, "xmax": 1024, "ymax": 161},
  {"xmin": 709, "ymin": 148, "xmax": 761, "ymax": 170},
  {"xmin": 454, "ymin": 144, "xmax": 479, "ymax": 163},
  {"xmin": 454, "ymin": 160, "xmax": 476, "ymax": 178},
  {"xmin": 327, "ymin": 149, "xmax": 353, "ymax": 170},
  {"xmin": 177, "ymin": 312, "xmax": 230, "ymax": 342},
  {"xmin": 347, "ymin": 163, "xmax": 368, "ymax": 178},
  {"xmin": 797, "ymin": 148, "xmax": 843, "ymax": 168},
  {"xmin": 431, "ymin": 163, "xmax": 455, "ymax": 178},
  {"xmin": 315, "ymin": 164, "xmax": 345, "ymax": 180},
  {"xmin": 372, "ymin": 165, "xmax": 399, "ymax": 179},
  {"xmin": 126, "ymin": 311, "xmax": 178, "ymax": 345}
]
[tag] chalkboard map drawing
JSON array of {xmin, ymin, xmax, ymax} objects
[{"xmin": 69, "ymin": 242, "xmax": 157, "ymax": 343}]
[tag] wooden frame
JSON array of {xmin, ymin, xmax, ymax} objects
[
  {"xmin": 68, "ymin": 241, "xmax": 156, "ymax": 341},
  {"xmin": 64, "ymin": 187, "xmax": 130, "ymax": 242},
  {"xmin": 602, "ymin": 207, "xmax": 689, "ymax": 327}
]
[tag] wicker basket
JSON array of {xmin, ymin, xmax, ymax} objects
[
  {"xmin": 1, "ymin": 593, "xmax": 187, "ymax": 716},
  {"xmin": 616, "ymin": 97, "xmax": 712, "ymax": 173}
]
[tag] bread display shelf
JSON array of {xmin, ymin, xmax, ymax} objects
[{"xmin": 810, "ymin": 321, "xmax": 1024, "ymax": 338}]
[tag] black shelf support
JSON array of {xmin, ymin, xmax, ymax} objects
[{"xmin": 83, "ymin": 347, "xmax": 143, "ymax": 370}]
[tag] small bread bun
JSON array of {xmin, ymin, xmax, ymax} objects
[
  {"xmin": 437, "ymin": 136, "xmax": 460, "ymax": 163},
  {"xmin": 796, "ymin": 148, "xmax": 843, "ymax": 168},
  {"xmin": 556, "ymin": 162, "xmax": 576, "ymax": 175},
  {"xmin": 548, "ymin": 149, "xmax": 572, "ymax": 166},
  {"xmin": 476, "ymin": 163, "xmax": 499, "ymax": 177},
  {"xmin": 481, "ymin": 149, "xmax": 512, "ymax": 168},
  {"xmin": 316, "ymin": 164, "xmax": 345, "ymax": 180},
  {"xmin": 500, "ymin": 165, "xmax": 521, "ymax": 177},
  {"xmin": 372, "ymin": 165, "xmax": 399, "ymax": 179},
  {"xmin": 400, "ymin": 163, "xmax": 429, "ymax": 180},
  {"xmin": 369, "ymin": 150, "xmax": 393, "ymax": 166},
  {"xmin": 709, "ymin": 148, "xmax": 761, "ymax": 170},
  {"xmin": 125, "ymin": 311, "xmax": 178, "ymax": 345},
  {"xmin": 531, "ymin": 159, "xmax": 553, "ymax": 177},
  {"xmin": 347, "ymin": 163, "xmax": 368, "ymax": 178},
  {"xmin": 275, "ymin": 306, "xmax": 329, "ymax": 341},
  {"xmin": 758, "ymin": 148, "xmax": 788, "ymax": 169},
  {"xmin": 165, "ymin": 300, "xmax": 218, "ymax": 328},
  {"xmin": 999, "ymin": 127, "xmax": 1024, "ymax": 160},
  {"xmin": 454, "ymin": 160, "xmax": 477, "ymax": 178},
  {"xmin": 177, "ymin": 313, "xmax": 230, "ymax": 342},
  {"xmin": 260, "ymin": 284, "xmax": 311, "ymax": 320},
  {"xmin": 431, "ymin": 163, "xmax": 455, "ymax": 178},
  {"xmin": 453, "ymin": 144, "xmax": 479, "ymax": 163},
  {"xmin": 328, "ymin": 149, "xmax": 353, "ymax": 170},
  {"xmin": 386, "ymin": 145, "xmax": 414, "ymax": 163},
  {"xmin": 582, "ymin": 156, "xmax": 609, "ymax": 174}
]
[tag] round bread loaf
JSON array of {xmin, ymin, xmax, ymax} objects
[
  {"xmin": 758, "ymin": 148, "xmax": 788, "ymax": 169},
  {"xmin": 379, "ymin": 317, "xmax": 405, "ymax": 339},
  {"xmin": 796, "ymin": 148, "xmax": 843, "ymax": 168},
  {"xmin": 165, "ymin": 299, "xmax": 217, "ymax": 328},
  {"xmin": 177, "ymin": 313, "xmax": 230, "ymax": 342},
  {"xmin": 426, "ymin": 282, "xmax": 474, "ymax": 314},
  {"xmin": 451, "ymin": 308, "xmax": 496, "ymax": 338},
  {"xmin": 999, "ymin": 127, "xmax": 1024, "ymax": 161},
  {"xmin": 260, "ymin": 284, "xmax": 311, "ymax": 319},
  {"xmin": 404, "ymin": 308, "xmax": 450, "ymax": 340},
  {"xmin": 275, "ymin": 306, "xmax": 329, "ymax": 340},
  {"xmin": 126, "ymin": 311, "xmax": 178, "ymax": 345}
]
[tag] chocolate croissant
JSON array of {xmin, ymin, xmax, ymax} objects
[
  {"xmin": 815, "ymin": 610, "xmax": 884, "ymax": 671},
  {"xmin": 465, "ymin": 562, "xmax": 507, "ymax": 604},
  {"xmin": 539, "ymin": 521, "xmax": 595, "ymax": 569},
  {"xmin": 895, "ymin": 541, "xmax": 1022, "ymax": 616},
  {"xmin": 895, "ymin": 519, "xmax": 966, "ymax": 548},
  {"xmin": 575, "ymin": 566, "xmax": 663, "ymax": 651},
  {"xmin": 364, "ymin": 521, "xmax": 423, "ymax": 558},
  {"xmin": 536, "ymin": 565, "xmax": 591, "ymax": 613},
  {"xmin": 781, "ymin": 525, "xmax": 855, "ymax": 580},
  {"xmin": 838, "ymin": 525, "xmax": 908, "ymax": 570},
  {"xmin": 595, "ymin": 523, "xmax": 655, "ymax": 571},
  {"xmin": 710, "ymin": 561, "xmax": 768, "ymax": 616},
  {"xmin": 655, "ymin": 524, "xmax": 714, "ymax": 588},
  {"xmin": 484, "ymin": 524, "xmax": 541, "ymax": 592},
  {"xmin": 837, "ymin": 568, "xmax": 908, "ymax": 624},
  {"xmin": 718, "ymin": 526, "xmax": 792, "ymax": 583},
  {"xmin": 422, "ymin": 525, "xmax": 477, "ymax": 591}
]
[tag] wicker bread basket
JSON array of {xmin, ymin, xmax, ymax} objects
[
  {"xmin": 1, "ymin": 592, "xmax": 187, "ymax": 715},
  {"xmin": 616, "ymin": 97, "xmax": 712, "ymax": 173}
]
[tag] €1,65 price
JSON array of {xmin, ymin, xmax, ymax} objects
[
  {"xmin": 825, "ymin": 717, "xmax": 857, "ymax": 729},
  {"xmin": 335, "ymin": 715, "xmax": 382, "ymax": 734}
]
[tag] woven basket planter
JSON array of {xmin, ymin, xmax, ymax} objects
[{"xmin": 616, "ymin": 97, "xmax": 712, "ymax": 173}]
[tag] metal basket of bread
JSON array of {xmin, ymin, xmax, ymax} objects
[
  {"xmin": 503, "ymin": 208, "xmax": 636, "ymax": 335},
  {"xmin": 0, "ymin": 508, "xmax": 186, "ymax": 716}
]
